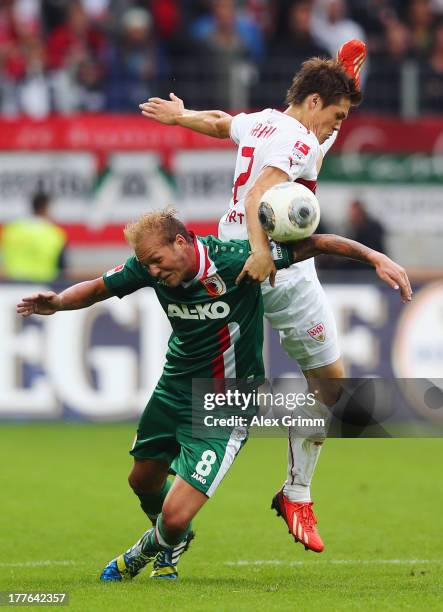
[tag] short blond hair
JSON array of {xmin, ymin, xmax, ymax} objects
[{"xmin": 124, "ymin": 207, "xmax": 192, "ymax": 249}]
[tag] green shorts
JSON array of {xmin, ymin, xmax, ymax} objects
[{"xmin": 130, "ymin": 378, "xmax": 248, "ymax": 497}]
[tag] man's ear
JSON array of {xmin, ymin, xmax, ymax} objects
[
  {"xmin": 309, "ymin": 93, "xmax": 323, "ymax": 109},
  {"xmin": 175, "ymin": 234, "xmax": 187, "ymax": 247}
]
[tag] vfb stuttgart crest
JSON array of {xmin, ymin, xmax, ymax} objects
[
  {"xmin": 307, "ymin": 322, "xmax": 326, "ymax": 343},
  {"xmin": 202, "ymin": 274, "xmax": 226, "ymax": 297}
]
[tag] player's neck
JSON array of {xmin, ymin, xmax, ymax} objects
[
  {"xmin": 284, "ymin": 105, "xmax": 311, "ymax": 131},
  {"xmin": 184, "ymin": 245, "xmax": 199, "ymax": 281}
]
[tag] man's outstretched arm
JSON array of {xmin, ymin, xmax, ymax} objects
[
  {"xmin": 139, "ymin": 93, "xmax": 233, "ymax": 139},
  {"xmin": 17, "ymin": 277, "xmax": 112, "ymax": 317},
  {"xmin": 236, "ymin": 166, "xmax": 290, "ymax": 287},
  {"xmin": 290, "ymin": 234, "xmax": 412, "ymax": 303}
]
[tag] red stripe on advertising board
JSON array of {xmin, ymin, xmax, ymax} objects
[
  {"xmin": 0, "ymin": 114, "xmax": 235, "ymax": 152},
  {"xmin": 0, "ymin": 114, "xmax": 442, "ymax": 152},
  {"xmin": 56, "ymin": 221, "xmax": 219, "ymax": 245}
]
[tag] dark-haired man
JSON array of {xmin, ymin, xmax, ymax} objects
[
  {"xmin": 140, "ymin": 45, "xmax": 372, "ymax": 553},
  {"xmin": 17, "ymin": 208, "xmax": 409, "ymax": 580}
]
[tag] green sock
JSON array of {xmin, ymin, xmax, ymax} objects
[
  {"xmin": 137, "ymin": 479, "xmax": 172, "ymax": 523},
  {"xmin": 139, "ymin": 527, "xmax": 162, "ymax": 555},
  {"xmin": 156, "ymin": 513, "xmax": 191, "ymax": 547},
  {"xmin": 138, "ymin": 517, "xmax": 191, "ymax": 557}
]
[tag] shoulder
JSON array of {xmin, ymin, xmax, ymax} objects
[
  {"xmin": 231, "ymin": 109, "xmax": 271, "ymax": 139},
  {"xmin": 269, "ymin": 116, "xmax": 319, "ymax": 151},
  {"xmin": 292, "ymin": 132, "xmax": 319, "ymax": 159},
  {"xmin": 201, "ymin": 235, "xmax": 250, "ymax": 272},
  {"xmin": 102, "ymin": 255, "xmax": 153, "ymax": 297},
  {"xmin": 105, "ymin": 255, "xmax": 150, "ymax": 282},
  {"xmin": 202, "ymin": 235, "xmax": 249, "ymax": 258}
]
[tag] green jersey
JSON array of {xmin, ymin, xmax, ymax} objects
[{"xmin": 103, "ymin": 235, "xmax": 292, "ymax": 388}]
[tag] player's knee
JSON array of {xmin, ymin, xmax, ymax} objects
[
  {"xmin": 161, "ymin": 506, "xmax": 191, "ymax": 535},
  {"xmin": 161, "ymin": 498, "xmax": 193, "ymax": 534},
  {"xmin": 127, "ymin": 467, "xmax": 165, "ymax": 495}
]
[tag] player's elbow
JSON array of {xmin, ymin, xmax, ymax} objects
[
  {"xmin": 291, "ymin": 236, "xmax": 318, "ymax": 262},
  {"xmin": 244, "ymin": 184, "xmax": 264, "ymax": 212},
  {"xmin": 214, "ymin": 115, "xmax": 232, "ymax": 139}
]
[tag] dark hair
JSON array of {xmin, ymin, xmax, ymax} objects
[
  {"xmin": 32, "ymin": 192, "xmax": 50, "ymax": 215},
  {"xmin": 285, "ymin": 57, "xmax": 362, "ymax": 107}
]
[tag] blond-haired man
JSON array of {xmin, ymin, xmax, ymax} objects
[{"xmin": 17, "ymin": 209, "xmax": 409, "ymax": 579}]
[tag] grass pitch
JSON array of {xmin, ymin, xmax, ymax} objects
[{"xmin": 0, "ymin": 423, "xmax": 442, "ymax": 611}]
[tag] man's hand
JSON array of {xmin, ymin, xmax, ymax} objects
[
  {"xmin": 236, "ymin": 250, "xmax": 276, "ymax": 286},
  {"xmin": 370, "ymin": 252, "xmax": 412, "ymax": 303},
  {"xmin": 17, "ymin": 291, "xmax": 62, "ymax": 317},
  {"xmin": 139, "ymin": 92, "xmax": 185, "ymax": 125}
]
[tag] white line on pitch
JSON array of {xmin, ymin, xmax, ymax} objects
[
  {"xmin": 1, "ymin": 559, "xmax": 440, "ymax": 569},
  {"xmin": 225, "ymin": 559, "xmax": 440, "ymax": 566},
  {"xmin": 0, "ymin": 560, "xmax": 77, "ymax": 568}
]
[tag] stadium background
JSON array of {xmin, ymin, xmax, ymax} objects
[
  {"xmin": 0, "ymin": 1, "xmax": 442, "ymax": 610},
  {"xmin": 1, "ymin": 0, "xmax": 442, "ymax": 418}
]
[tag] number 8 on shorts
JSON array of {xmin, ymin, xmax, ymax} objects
[{"xmin": 195, "ymin": 450, "xmax": 217, "ymax": 477}]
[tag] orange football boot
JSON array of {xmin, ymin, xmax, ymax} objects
[
  {"xmin": 271, "ymin": 488, "xmax": 324, "ymax": 553},
  {"xmin": 337, "ymin": 39, "xmax": 367, "ymax": 90}
]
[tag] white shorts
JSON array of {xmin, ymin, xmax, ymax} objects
[{"xmin": 262, "ymin": 259, "xmax": 340, "ymax": 371}]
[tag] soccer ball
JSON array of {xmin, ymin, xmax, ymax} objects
[{"xmin": 258, "ymin": 181, "xmax": 320, "ymax": 242}]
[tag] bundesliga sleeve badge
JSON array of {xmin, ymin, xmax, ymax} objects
[{"xmin": 106, "ymin": 264, "xmax": 125, "ymax": 277}]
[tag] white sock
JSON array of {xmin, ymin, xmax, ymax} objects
[
  {"xmin": 283, "ymin": 388, "xmax": 352, "ymax": 502},
  {"xmin": 283, "ymin": 398, "xmax": 330, "ymax": 502},
  {"xmin": 284, "ymin": 436, "xmax": 323, "ymax": 502}
]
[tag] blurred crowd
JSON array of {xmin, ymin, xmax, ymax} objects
[{"xmin": 1, "ymin": 0, "xmax": 443, "ymax": 117}]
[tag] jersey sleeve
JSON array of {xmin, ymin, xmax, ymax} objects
[
  {"xmin": 217, "ymin": 238, "xmax": 293, "ymax": 276},
  {"xmin": 263, "ymin": 133, "xmax": 318, "ymax": 181},
  {"xmin": 230, "ymin": 112, "xmax": 254, "ymax": 145},
  {"xmin": 270, "ymin": 240, "xmax": 294, "ymax": 269},
  {"xmin": 212, "ymin": 238, "xmax": 251, "ymax": 278},
  {"xmin": 102, "ymin": 255, "xmax": 153, "ymax": 298},
  {"xmin": 319, "ymin": 130, "xmax": 338, "ymax": 157},
  {"xmin": 206, "ymin": 236, "xmax": 293, "ymax": 281}
]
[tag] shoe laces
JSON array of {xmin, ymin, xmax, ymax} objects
[
  {"xmin": 297, "ymin": 502, "xmax": 317, "ymax": 530},
  {"xmin": 153, "ymin": 549, "xmax": 172, "ymax": 569},
  {"xmin": 124, "ymin": 535, "xmax": 156, "ymax": 575},
  {"xmin": 153, "ymin": 531, "xmax": 195, "ymax": 569}
]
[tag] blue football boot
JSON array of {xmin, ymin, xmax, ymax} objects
[
  {"xmin": 150, "ymin": 531, "xmax": 195, "ymax": 580},
  {"xmin": 100, "ymin": 527, "xmax": 157, "ymax": 581}
]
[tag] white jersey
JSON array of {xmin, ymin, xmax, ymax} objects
[
  {"xmin": 218, "ymin": 108, "xmax": 320, "ymax": 242},
  {"xmin": 217, "ymin": 110, "xmax": 340, "ymax": 372}
]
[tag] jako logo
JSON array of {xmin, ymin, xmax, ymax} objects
[{"xmin": 168, "ymin": 302, "xmax": 230, "ymax": 320}]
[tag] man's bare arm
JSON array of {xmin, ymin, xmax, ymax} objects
[
  {"xmin": 236, "ymin": 166, "xmax": 289, "ymax": 287},
  {"xmin": 17, "ymin": 277, "xmax": 112, "ymax": 317},
  {"xmin": 290, "ymin": 234, "xmax": 412, "ymax": 302},
  {"xmin": 139, "ymin": 93, "xmax": 232, "ymax": 138}
]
